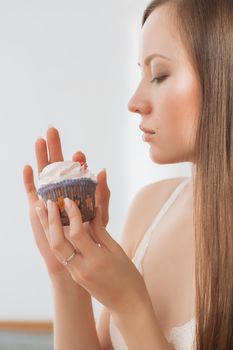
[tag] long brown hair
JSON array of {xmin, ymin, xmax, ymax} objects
[{"xmin": 142, "ymin": 1, "xmax": 233, "ymax": 349}]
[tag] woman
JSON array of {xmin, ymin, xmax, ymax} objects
[{"xmin": 22, "ymin": 0, "xmax": 233, "ymax": 349}]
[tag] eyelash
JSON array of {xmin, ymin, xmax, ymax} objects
[{"xmin": 150, "ymin": 75, "xmax": 168, "ymax": 84}]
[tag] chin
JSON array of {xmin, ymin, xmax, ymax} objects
[
  {"xmin": 149, "ymin": 154, "xmax": 176, "ymax": 165},
  {"xmin": 149, "ymin": 151, "xmax": 191, "ymax": 165}
]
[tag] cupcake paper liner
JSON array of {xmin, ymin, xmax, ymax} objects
[{"xmin": 37, "ymin": 178, "xmax": 98, "ymax": 225}]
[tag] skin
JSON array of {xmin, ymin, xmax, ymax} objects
[
  {"xmin": 22, "ymin": 127, "xmax": 110, "ymax": 276},
  {"xmin": 22, "ymin": 4, "xmax": 200, "ymax": 280},
  {"xmin": 22, "ymin": 127, "xmax": 151, "ymax": 319},
  {"xmin": 126, "ymin": 5, "xmax": 200, "ymax": 336},
  {"xmin": 128, "ymin": 5, "xmax": 202, "ymax": 173},
  {"xmin": 21, "ymin": 4, "xmax": 202, "ymax": 346}
]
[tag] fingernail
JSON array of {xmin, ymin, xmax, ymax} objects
[
  {"xmin": 64, "ymin": 197, "xmax": 72, "ymax": 209},
  {"xmin": 48, "ymin": 124, "xmax": 55, "ymax": 129},
  {"xmin": 47, "ymin": 200, "xmax": 53, "ymax": 211},
  {"xmin": 102, "ymin": 168, "xmax": 107, "ymax": 179},
  {"xmin": 35, "ymin": 206, "xmax": 43, "ymax": 219}
]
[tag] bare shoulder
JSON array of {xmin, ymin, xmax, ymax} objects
[{"xmin": 120, "ymin": 176, "xmax": 189, "ymax": 259}]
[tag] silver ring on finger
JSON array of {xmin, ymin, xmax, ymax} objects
[{"xmin": 62, "ymin": 250, "xmax": 77, "ymax": 266}]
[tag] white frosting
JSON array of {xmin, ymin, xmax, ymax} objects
[{"xmin": 38, "ymin": 160, "xmax": 97, "ymax": 187}]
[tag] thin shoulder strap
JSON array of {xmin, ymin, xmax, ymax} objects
[{"xmin": 132, "ymin": 177, "xmax": 192, "ymax": 264}]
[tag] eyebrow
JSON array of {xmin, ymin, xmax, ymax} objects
[{"xmin": 137, "ymin": 53, "xmax": 172, "ymax": 67}]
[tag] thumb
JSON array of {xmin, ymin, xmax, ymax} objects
[{"xmin": 95, "ymin": 168, "xmax": 110, "ymax": 227}]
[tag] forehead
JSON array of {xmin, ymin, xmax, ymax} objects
[{"xmin": 139, "ymin": 5, "xmax": 186, "ymax": 64}]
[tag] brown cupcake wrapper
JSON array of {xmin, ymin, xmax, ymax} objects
[{"xmin": 37, "ymin": 178, "xmax": 97, "ymax": 225}]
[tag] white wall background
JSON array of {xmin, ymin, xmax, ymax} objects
[{"xmin": 0, "ymin": 0, "xmax": 192, "ymax": 323}]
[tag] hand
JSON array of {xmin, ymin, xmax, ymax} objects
[
  {"xmin": 22, "ymin": 127, "xmax": 110, "ymax": 278},
  {"xmin": 35, "ymin": 195, "xmax": 149, "ymax": 318}
]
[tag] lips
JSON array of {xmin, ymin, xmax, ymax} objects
[{"xmin": 139, "ymin": 125, "xmax": 156, "ymax": 134}]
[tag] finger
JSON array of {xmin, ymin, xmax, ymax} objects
[
  {"xmin": 35, "ymin": 201, "xmax": 79, "ymax": 259},
  {"xmin": 35, "ymin": 204, "xmax": 50, "ymax": 242},
  {"xmin": 46, "ymin": 199, "xmax": 82, "ymax": 263},
  {"xmin": 72, "ymin": 151, "xmax": 86, "ymax": 164},
  {"xmin": 95, "ymin": 169, "xmax": 110, "ymax": 207},
  {"xmin": 63, "ymin": 198, "xmax": 101, "ymax": 256},
  {"xmin": 35, "ymin": 199, "xmax": 73, "ymax": 252},
  {"xmin": 35, "ymin": 203, "xmax": 86, "ymax": 283},
  {"xmin": 23, "ymin": 164, "xmax": 39, "ymax": 205},
  {"xmin": 95, "ymin": 169, "xmax": 110, "ymax": 226},
  {"xmin": 35, "ymin": 137, "xmax": 49, "ymax": 174},
  {"xmin": 46, "ymin": 127, "xmax": 64, "ymax": 163}
]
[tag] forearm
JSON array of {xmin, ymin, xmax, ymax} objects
[
  {"xmin": 51, "ymin": 271, "xmax": 102, "ymax": 350},
  {"xmin": 112, "ymin": 296, "xmax": 172, "ymax": 350}
]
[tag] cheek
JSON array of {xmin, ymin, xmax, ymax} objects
[{"xmin": 157, "ymin": 72, "xmax": 200, "ymax": 147}]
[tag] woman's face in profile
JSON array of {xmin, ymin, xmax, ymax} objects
[{"xmin": 128, "ymin": 4, "xmax": 202, "ymax": 165}]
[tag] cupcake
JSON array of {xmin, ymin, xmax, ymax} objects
[{"xmin": 37, "ymin": 160, "xmax": 98, "ymax": 225}]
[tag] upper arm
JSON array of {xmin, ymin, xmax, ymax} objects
[{"xmin": 96, "ymin": 177, "xmax": 185, "ymax": 349}]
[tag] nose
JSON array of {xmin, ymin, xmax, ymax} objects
[{"xmin": 127, "ymin": 93, "xmax": 151, "ymax": 115}]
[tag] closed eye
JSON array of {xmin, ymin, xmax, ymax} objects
[{"xmin": 150, "ymin": 75, "xmax": 168, "ymax": 84}]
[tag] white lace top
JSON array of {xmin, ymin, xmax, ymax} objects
[{"xmin": 109, "ymin": 177, "xmax": 196, "ymax": 350}]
